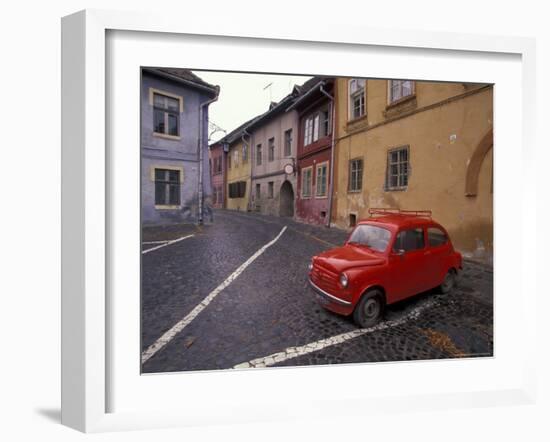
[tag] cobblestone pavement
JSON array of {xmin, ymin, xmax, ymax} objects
[{"xmin": 141, "ymin": 209, "xmax": 493, "ymax": 373}]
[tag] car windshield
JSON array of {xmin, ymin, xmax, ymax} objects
[{"xmin": 348, "ymin": 224, "xmax": 391, "ymax": 252}]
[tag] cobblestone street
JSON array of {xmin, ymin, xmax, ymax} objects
[{"xmin": 141, "ymin": 210, "xmax": 493, "ymax": 373}]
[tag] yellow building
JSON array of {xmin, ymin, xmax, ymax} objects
[
  {"xmin": 332, "ymin": 78, "xmax": 493, "ymax": 262},
  {"xmin": 226, "ymin": 135, "xmax": 252, "ymax": 212}
]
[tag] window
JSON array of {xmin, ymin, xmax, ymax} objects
[
  {"xmin": 389, "ymin": 80, "xmax": 414, "ymax": 103},
  {"xmin": 212, "ymin": 157, "xmax": 222, "ymax": 175},
  {"xmin": 322, "ymin": 109, "xmax": 330, "ymax": 136},
  {"xmin": 313, "ymin": 114, "xmax": 320, "ymax": 142},
  {"xmin": 284, "ymin": 129, "xmax": 292, "ymax": 157},
  {"xmin": 154, "ymin": 168, "xmax": 180, "ymax": 206},
  {"xmin": 316, "ymin": 163, "xmax": 328, "ymax": 197},
  {"xmin": 228, "ymin": 181, "xmax": 246, "ymax": 198},
  {"xmin": 428, "ymin": 227, "xmax": 448, "ymax": 247},
  {"xmin": 349, "ymin": 78, "xmax": 366, "ymax": 120},
  {"xmin": 233, "ymin": 150, "xmax": 239, "ymax": 168},
  {"xmin": 256, "ymin": 144, "xmax": 262, "ymax": 166},
  {"xmin": 301, "ymin": 167, "xmax": 312, "ymax": 198},
  {"xmin": 268, "ymin": 138, "xmax": 275, "ymax": 162},
  {"xmin": 393, "ymin": 228, "xmax": 425, "ymax": 252},
  {"xmin": 153, "ymin": 93, "xmax": 180, "ymax": 136},
  {"xmin": 348, "ymin": 224, "xmax": 391, "ymax": 252},
  {"xmin": 304, "ymin": 106, "xmax": 331, "ymax": 146},
  {"xmin": 242, "ymin": 144, "xmax": 248, "ymax": 163},
  {"xmin": 304, "ymin": 117, "xmax": 313, "ymax": 146},
  {"xmin": 268, "ymin": 181, "xmax": 274, "ymax": 198},
  {"xmin": 349, "ymin": 158, "xmax": 363, "ymax": 192},
  {"xmin": 255, "ymin": 183, "xmax": 261, "ymax": 199},
  {"xmin": 386, "ymin": 146, "xmax": 410, "ymax": 189},
  {"xmin": 227, "ymin": 152, "xmax": 231, "ymax": 169}
]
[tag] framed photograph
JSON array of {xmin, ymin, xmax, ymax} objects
[{"xmin": 61, "ymin": 9, "xmax": 537, "ymax": 433}]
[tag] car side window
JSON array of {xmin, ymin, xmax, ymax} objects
[
  {"xmin": 393, "ymin": 228, "xmax": 425, "ymax": 252},
  {"xmin": 428, "ymin": 227, "xmax": 448, "ymax": 247}
]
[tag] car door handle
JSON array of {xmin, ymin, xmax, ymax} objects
[{"xmin": 424, "ymin": 251, "xmax": 432, "ymax": 256}]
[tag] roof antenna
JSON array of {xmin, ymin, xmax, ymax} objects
[{"xmin": 263, "ymin": 82, "xmax": 273, "ymax": 103}]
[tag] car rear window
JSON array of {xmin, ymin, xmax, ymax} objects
[{"xmin": 428, "ymin": 227, "xmax": 448, "ymax": 247}]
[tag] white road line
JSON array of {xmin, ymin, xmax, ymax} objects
[
  {"xmin": 142, "ymin": 240, "xmax": 171, "ymax": 245},
  {"xmin": 141, "ymin": 235, "xmax": 194, "ymax": 254},
  {"xmin": 141, "ymin": 226, "xmax": 288, "ymax": 364},
  {"xmin": 233, "ymin": 299, "xmax": 437, "ymax": 369}
]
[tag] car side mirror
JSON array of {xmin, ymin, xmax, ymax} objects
[{"xmin": 393, "ymin": 249, "xmax": 405, "ymax": 257}]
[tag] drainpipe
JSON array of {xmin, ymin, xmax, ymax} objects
[
  {"xmin": 320, "ymin": 84, "xmax": 335, "ymax": 228},
  {"xmin": 198, "ymin": 86, "xmax": 220, "ymax": 224},
  {"xmin": 242, "ymin": 128, "xmax": 252, "ymax": 211}
]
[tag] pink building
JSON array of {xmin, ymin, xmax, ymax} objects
[{"xmin": 209, "ymin": 142, "xmax": 227, "ymax": 209}]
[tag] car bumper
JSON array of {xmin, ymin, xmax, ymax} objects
[{"xmin": 308, "ymin": 277, "xmax": 352, "ymax": 307}]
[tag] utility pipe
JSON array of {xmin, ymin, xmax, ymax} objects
[
  {"xmin": 320, "ymin": 84, "xmax": 335, "ymax": 228},
  {"xmin": 198, "ymin": 86, "xmax": 220, "ymax": 224},
  {"xmin": 242, "ymin": 128, "xmax": 253, "ymax": 211}
]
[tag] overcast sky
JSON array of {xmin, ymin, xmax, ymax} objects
[{"xmin": 192, "ymin": 70, "xmax": 312, "ymax": 144}]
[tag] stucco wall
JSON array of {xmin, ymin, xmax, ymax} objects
[
  {"xmin": 251, "ymin": 176, "xmax": 296, "ymax": 216},
  {"xmin": 141, "ymin": 157, "xmax": 199, "ymax": 224},
  {"xmin": 226, "ymin": 139, "xmax": 252, "ymax": 211},
  {"xmin": 295, "ymin": 89, "xmax": 333, "ymax": 226},
  {"xmin": 333, "ymin": 79, "xmax": 493, "ymax": 261},
  {"xmin": 296, "ymin": 150, "xmax": 331, "ymax": 225},
  {"xmin": 250, "ymin": 109, "xmax": 298, "ymax": 216},
  {"xmin": 141, "ymin": 71, "xmax": 214, "ymax": 224}
]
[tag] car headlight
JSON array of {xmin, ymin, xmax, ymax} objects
[
  {"xmin": 308, "ymin": 262, "xmax": 313, "ymax": 271},
  {"xmin": 339, "ymin": 273, "xmax": 348, "ymax": 288}
]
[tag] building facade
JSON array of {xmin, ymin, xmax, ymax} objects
[
  {"xmin": 209, "ymin": 142, "xmax": 227, "ymax": 209},
  {"xmin": 292, "ymin": 78, "xmax": 335, "ymax": 226},
  {"xmin": 331, "ymin": 78, "xmax": 493, "ymax": 261},
  {"xmin": 141, "ymin": 68, "xmax": 219, "ymax": 225},
  {"xmin": 221, "ymin": 119, "xmax": 257, "ymax": 212},
  {"xmin": 248, "ymin": 97, "xmax": 299, "ymax": 217}
]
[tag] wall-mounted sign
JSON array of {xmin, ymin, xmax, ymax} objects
[{"xmin": 284, "ymin": 163, "xmax": 295, "ymax": 175}]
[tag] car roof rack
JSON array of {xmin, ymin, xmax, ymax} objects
[{"xmin": 368, "ymin": 208, "xmax": 432, "ymax": 218}]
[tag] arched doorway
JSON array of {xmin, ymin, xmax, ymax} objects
[
  {"xmin": 465, "ymin": 128, "xmax": 493, "ymax": 196},
  {"xmin": 279, "ymin": 180, "xmax": 294, "ymax": 217}
]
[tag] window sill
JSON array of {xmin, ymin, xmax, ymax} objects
[
  {"xmin": 154, "ymin": 205, "xmax": 181, "ymax": 210},
  {"xmin": 386, "ymin": 94, "xmax": 416, "ymax": 109},
  {"xmin": 384, "ymin": 186, "xmax": 408, "ymax": 192},
  {"xmin": 153, "ymin": 132, "xmax": 181, "ymax": 141},
  {"xmin": 348, "ymin": 189, "xmax": 362, "ymax": 194},
  {"xmin": 315, "ymin": 195, "xmax": 328, "ymax": 199},
  {"xmin": 346, "ymin": 113, "xmax": 368, "ymax": 125},
  {"xmin": 383, "ymin": 96, "xmax": 418, "ymax": 120}
]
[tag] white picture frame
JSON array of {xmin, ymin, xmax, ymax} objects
[{"xmin": 61, "ymin": 9, "xmax": 537, "ymax": 433}]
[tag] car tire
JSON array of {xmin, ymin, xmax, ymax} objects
[
  {"xmin": 439, "ymin": 269, "xmax": 456, "ymax": 294},
  {"xmin": 353, "ymin": 290, "xmax": 384, "ymax": 328}
]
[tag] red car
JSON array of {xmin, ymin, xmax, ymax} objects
[{"xmin": 308, "ymin": 209, "xmax": 462, "ymax": 328}]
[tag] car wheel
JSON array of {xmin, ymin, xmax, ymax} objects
[
  {"xmin": 440, "ymin": 269, "xmax": 456, "ymax": 294},
  {"xmin": 353, "ymin": 290, "xmax": 384, "ymax": 328}
]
